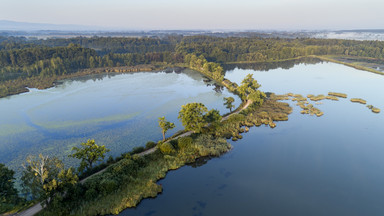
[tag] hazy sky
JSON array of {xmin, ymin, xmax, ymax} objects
[{"xmin": 1, "ymin": 0, "xmax": 383, "ymax": 30}]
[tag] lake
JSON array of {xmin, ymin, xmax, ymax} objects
[
  {"xmin": 0, "ymin": 69, "xmax": 240, "ymax": 177},
  {"xmin": 120, "ymin": 60, "xmax": 384, "ymax": 216}
]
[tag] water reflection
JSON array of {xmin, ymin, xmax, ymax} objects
[{"xmin": 223, "ymin": 57, "xmax": 322, "ymax": 73}]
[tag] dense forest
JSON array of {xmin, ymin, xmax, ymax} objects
[{"xmin": 1, "ymin": 35, "xmax": 384, "ymax": 98}]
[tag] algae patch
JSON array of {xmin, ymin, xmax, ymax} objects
[{"xmin": 36, "ymin": 112, "xmax": 141, "ymax": 130}]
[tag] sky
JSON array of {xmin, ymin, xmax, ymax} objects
[{"xmin": 1, "ymin": 0, "xmax": 383, "ymax": 30}]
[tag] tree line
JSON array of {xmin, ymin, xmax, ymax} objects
[
  {"xmin": 2, "ymin": 35, "xmax": 384, "ymax": 89},
  {"xmin": 176, "ymin": 36, "xmax": 384, "ymax": 63}
]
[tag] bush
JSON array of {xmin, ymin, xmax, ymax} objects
[
  {"xmin": 169, "ymin": 139, "xmax": 178, "ymax": 148},
  {"xmin": 194, "ymin": 134, "xmax": 231, "ymax": 157},
  {"xmin": 145, "ymin": 141, "xmax": 156, "ymax": 149},
  {"xmin": 99, "ymin": 179, "xmax": 118, "ymax": 195},
  {"xmin": 159, "ymin": 142, "xmax": 176, "ymax": 155},
  {"xmin": 178, "ymin": 137, "xmax": 193, "ymax": 149},
  {"xmin": 131, "ymin": 146, "xmax": 145, "ymax": 154},
  {"xmin": 107, "ymin": 156, "xmax": 115, "ymax": 164},
  {"xmin": 85, "ymin": 188, "xmax": 98, "ymax": 200}
]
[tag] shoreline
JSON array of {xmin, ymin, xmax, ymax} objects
[
  {"xmin": 309, "ymin": 55, "xmax": 384, "ymax": 76},
  {"xmin": 2, "ymin": 56, "xmax": 383, "ymax": 99}
]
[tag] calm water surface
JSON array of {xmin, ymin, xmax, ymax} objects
[
  {"xmin": 0, "ymin": 69, "xmax": 240, "ymax": 176},
  {"xmin": 121, "ymin": 61, "xmax": 384, "ymax": 216}
]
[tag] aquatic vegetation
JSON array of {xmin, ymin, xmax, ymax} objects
[
  {"xmin": 328, "ymin": 92, "xmax": 347, "ymax": 98},
  {"xmin": 269, "ymin": 122, "xmax": 276, "ymax": 128},
  {"xmin": 325, "ymin": 96, "xmax": 339, "ymax": 101},
  {"xmin": 307, "ymin": 94, "xmax": 337, "ymax": 102},
  {"xmin": 367, "ymin": 105, "xmax": 381, "ymax": 113},
  {"xmin": 291, "ymin": 94, "xmax": 307, "ymax": 102},
  {"xmin": 299, "ymin": 103, "xmax": 324, "ymax": 117},
  {"xmin": 271, "ymin": 93, "xmax": 325, "ymax": 118},
  {"xmin": 350, "ymin": 98, "xmax": 367, "ymax": 104},
  {"xmin": 372, "ymin": 108, "xmax": 381, "ymax": 113},
  {"xmin": 37, "ymin": 112, "xmax": 140, "ymax": 130},
  {"xmin": 211, "ymin": 97, "xmax": 292, "ymax": 140},
  {"xmin": 308, "ymin": 94, "xmax": 326, "ymax": 101},
  {"xmin": 268, "ymin": 93, "xmax": 290, "ymax": 100},
  {"xmin": 296, "ymin": 101, "xmax": 307, "ymax": 109}
]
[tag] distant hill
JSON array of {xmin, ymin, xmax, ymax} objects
[{"xmin": 0, "ymin": 20, "xmax": 104, "ymax": 31}]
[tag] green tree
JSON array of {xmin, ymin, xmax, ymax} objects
[
  {"xmin": 21, "ymin": 154, "xmax": 78, "ymax": 207},
  {"xmin": 237, "ymin": 74, "xmax": 262, "ymax": 101},
  {"xmin": 178, "ymin": 103, "xmax": 208, "ymax": 133},
  {"xmin": 69, "ymin": 139, "xmax": 110, "ymax": 172},
  {"xmin": 43, "ymin": 167, "xmax": 78, "ymax": 208},
  {"xmin": 158, "ymin": 116, "xmax": 176, "ymax": 141},
  {"xmin": 204, "ymin": 109, "xmax": 222, "ymax": 130},
  {"xmin": 223, "ymin": 97, "xmax": 235, "ymax": 112},
  {"xmin": 0, "ymin": 163, "xmax": 19, "ymax": 205},
  {"xmin": 248, "ymin": 90, "xmax": 266, "ymax": 106},
  {"xmin": 21, "ymin": 154, "xmax": 62, "ymax": 200}
]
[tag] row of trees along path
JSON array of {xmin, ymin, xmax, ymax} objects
[
  {"xmin": 14, "ymin": 99, "xmax": 252, "ymax": 216},
  {"xmin": 14, "ymin": 73, "xmax": 260, "ymax": 216}
]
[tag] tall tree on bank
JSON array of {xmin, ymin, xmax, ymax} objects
[
  {"xmin": 204, "ymin": 109, "xmax": 222, "ymax": 130},
  {"xmin": 223, "ymin": 97, "xmax": 235, "ymax": 112},
  {"xmin": 0, "ymin": 163, "xmax": 19, "ymax": 206},
  {"xmin": 178, "ymin": 103, "xmax": 208, "ymax": 133},
  {"xmin": 237, "ymin": 74, "xmax": 265, "ymax": 105},
  {"xmin": 21, "ymin": 154, "xmax": 78, "ymax": 207},
  {"xmin": 158, "ymin": 116, "xmax": 176, "ymax": 141},
  {"xmin": 69, "ymin": 139, "xmax": 110, "ymax": 172}
]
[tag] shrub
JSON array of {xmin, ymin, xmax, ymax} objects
[
  {"xmin": 99, "ymin": 179, "xmax": 118, "ymax": 195},
  {"xmin": 159, "ymin": 142, "xmax": 176, "ymax": 155},
  {"xmin": 227, "ymin": 113, "xmax": 246, "ymax": 122},
  {"xmin": 107, "ymin": 156, "xmax": 115, "ymax": 164},
  {"xmin": 169, "ymin": 139, "xmax": 178, "ymax": 149},
  {"xmin": 131, "ymin": 146, "xmax": 145, "ymax": 154},
  {"xmin": 178, "ymin": 137, "xmax": 193, "ymax": 149},
  {"xmin": 85, "ymin": 188, "xmax": 98, "ymax": 200},
  {"xmin": 145, "ymin": 141, "xmax": 156, "ymax": 149},
  {"xmin": 194, "ymin": 134, "xmax": 231, "ymax": 157}
]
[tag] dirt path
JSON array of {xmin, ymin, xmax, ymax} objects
[
  {"xmin": 222, "ymin": 100, "xmax": 252, "ymax": 121},
  {"xmin": 11, "ymin": 204, "xmax": 42, "ymax": 216},
  {"xmin": 13, "ymin": 100, "xmax": 252, "ymax": 216}
]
